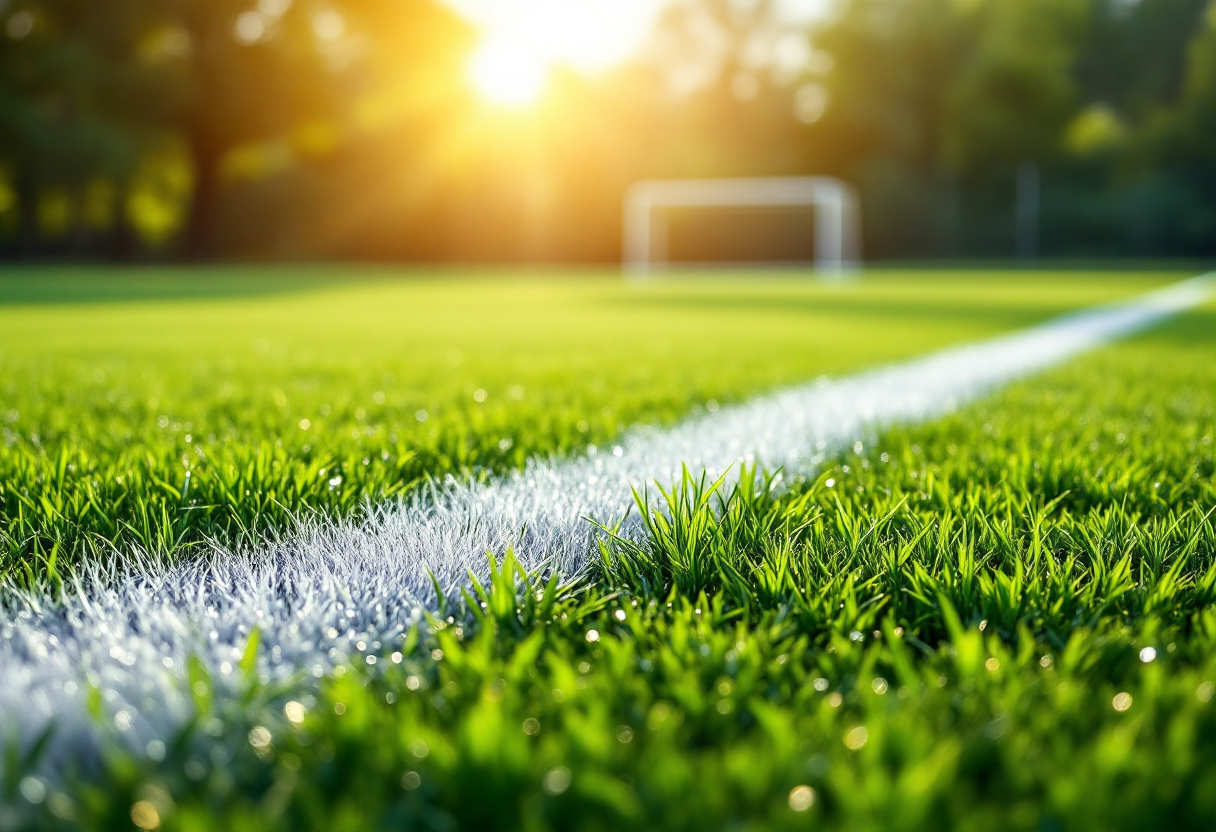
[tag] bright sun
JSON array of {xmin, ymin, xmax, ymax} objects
[
  {"xmin": 462, "ymin": 1, "xmax": 662, "ymax": 108},
  {"xmin": 469, "ymin": 41, "xmax": 549, "ymax": 107}
]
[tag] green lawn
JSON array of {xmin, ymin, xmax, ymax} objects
[
  {"xmin": 0, "ymin": 266, "xmax": 1178, "ymax": 581},
  {"xmin": 6, "ymin": 275, "xmax": 1213, "ymax": 832}
]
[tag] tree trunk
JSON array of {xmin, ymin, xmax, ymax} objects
[
  {"xmin": 68, "ymin": 187, "xmax": 92, "ymax": 257},
  {"xmin": 185, "ymin": 134, "xmax": 222, "ymax": 260},
  {"xmin": 15, "ymin": 169, "xmax": 39, "ymax": 259},
  {"xmin": 183, "ymin": 5, "xmax": 224, "ymax": 261},
  {"xmin": 108, "ymin": 180, "xmax": 137, "ymax": 260}
]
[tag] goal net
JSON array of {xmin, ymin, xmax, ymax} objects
[{"xmin": 623, "ymin": 177, "xmax": 861, "ymax": 278}]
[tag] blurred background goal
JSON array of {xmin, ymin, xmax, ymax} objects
[{"xmin": 623, "ymin": 177, "xmax": 862, "ymax": 278}]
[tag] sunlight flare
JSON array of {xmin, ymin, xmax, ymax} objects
[
  {"xmin": 468, "ymin": 39, "xmax": 549, "ymax": 107},
  {"xmin": 462, "ymin": 0, "xmax": 663, "ymax": 106}
]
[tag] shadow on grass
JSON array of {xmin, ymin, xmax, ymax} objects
[
  {"xmin": 612, "ymin": 293, "xmax": 1114, "ymax": 328},
  {"xmin": 0, "ymin": 266, "xmax": 354, "ymax": 306},
  {"xmin": 1133, "ymin": 308, "xmax": 1216, "ymax": 347}
]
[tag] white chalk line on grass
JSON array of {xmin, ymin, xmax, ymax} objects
[{"xmin": 0, "ymin": 274, "xmax": 1212, "ymax": 769}]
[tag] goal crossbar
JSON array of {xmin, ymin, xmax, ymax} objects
[{"xmin": 623, "ymin": 176, "xmax": 861, "ymax": 278}]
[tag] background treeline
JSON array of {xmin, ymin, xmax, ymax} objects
[{"xmin": 0, "ymin": 0, "xmax": 1214, "ymax": 263}]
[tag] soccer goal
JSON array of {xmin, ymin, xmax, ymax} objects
[{"xmin": 623, "ymin": 176, "xmax": 862, "ymax": 278}]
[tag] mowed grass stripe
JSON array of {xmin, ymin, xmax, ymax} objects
[
  {"xmin": 0, "ymin": 268, "xmax": 1182, "ymax": 581},
  {"xmin": 0, "ymin": 277, "xmax": 1208, "ymax": 779}
]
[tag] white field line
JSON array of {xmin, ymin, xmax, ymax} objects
[{"xmin": 1, "ymin": 274, "xmax": 1212, "ymax": 766}]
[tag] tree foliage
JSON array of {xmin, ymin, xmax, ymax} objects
[{"xmin": 0, "ymin": 0, "xmax": 1213, "ymax": 260}]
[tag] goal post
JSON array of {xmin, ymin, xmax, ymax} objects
[{"xmin": 623, "ymin": 176, "xmax": 862, "ymax": 278}]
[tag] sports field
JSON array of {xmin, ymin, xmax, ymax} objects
[{"xmin": 2, "ymin": 267, "xmax": 1215, "ymax": 831}]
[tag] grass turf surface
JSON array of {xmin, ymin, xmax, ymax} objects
[
  {"xmin": 0, "ymin": 266, "xmax": 1177, "ymax": 582},
  {"xmin": 2, "ymin": 268, "xmax": 1214, "ymax": 831}
]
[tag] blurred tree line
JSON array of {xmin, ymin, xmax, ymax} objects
[{"xmin": 0, "ymin": 0, "xmax": 1213, "ymax": 262}]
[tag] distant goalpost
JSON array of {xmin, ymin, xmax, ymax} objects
[{"xmin": 623, "ymin": 176, "xmax": 862, "ymax": 279}]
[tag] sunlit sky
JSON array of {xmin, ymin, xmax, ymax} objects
[{"xmin": 446, "ymin": 0, "xmax": 830, "ymax": 106}]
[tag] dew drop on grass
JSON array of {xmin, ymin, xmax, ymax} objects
[
  {"xmin": 789, "ymin": 785, "xmax": 815, "ymax": 812},
  {"xmin": 19, "ymin": 776, "xmax": 46, "ymax": 804},
  {"xmin": 130, "ymin": 801, "xmax": 159, "ymax": 830},
  {"xmin": 543, "ymin": 766, "xmax": 571, "ymax": 796},
  {"xmin": 248, "ymin": 726, "xmax": 272, "ymax": 749},
  {"xmin": 47, "ymin": 793, "xmax": 74, "ymax": 820}
]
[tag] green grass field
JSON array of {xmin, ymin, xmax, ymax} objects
[
  {"xmin": 0, "ymin": 266, "xmax": 1179, "ymax": 581},
  {"xmin": 3, "ymin": 267, "xmax": 1215, "ymax": 831}
]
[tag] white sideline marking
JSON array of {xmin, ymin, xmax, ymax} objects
[{"xmin": 1, "ymin": 274, "xmax": 1211, "ymax": 766}]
